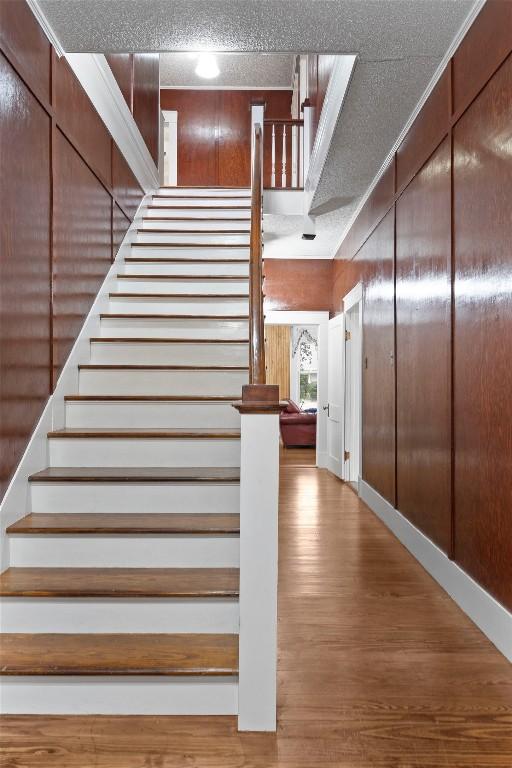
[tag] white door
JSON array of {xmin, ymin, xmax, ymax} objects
[
  {"xmin": 162, "ymin": 110, "xmax": 178, "ymax": 186},
  {"xmin": 343, "ymin": 301, "xmax": 362, "ymax": 484},
  {"xmin": 326, "ymin": 314, "xmax": 345, "ymax": 479}
]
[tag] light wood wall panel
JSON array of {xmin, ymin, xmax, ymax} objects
[{"xmin": 265, "ymin": 325, "xmax": 290, "ymax": 400}]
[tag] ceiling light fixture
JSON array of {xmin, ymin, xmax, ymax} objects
[{"xmin": 195, "ymin": 53, "xmax": 220, "ymax": 79}]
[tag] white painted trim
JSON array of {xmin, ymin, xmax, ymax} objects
[
  {"xmin": 25, "ymin": 0, "xmax": 65, "ymax": 56},
  {"xmin": 238, "ymin": 413, "xmax": 280, "ymax": 731},
  {"xmin": 305, "ymin": 56, "xmax": 357, "ymax": 212},
  {"xmin": 264, "ymin": 311, "xmax": 329, "ymax": 326},
  {"xmin": 330, "ymin": 0, "xmax": 487, "ymax": 257},
  {"xmin": 0, "ymin": 195, "xmax": 151, "ymax": 571},
  {"xmin": 360, "ymin": 481, "xmax": 512, "ymax": 663},
  {"xmin": 66, "ymin": 54, "xmax": 159, "ymax": 192},
  {"xmin": 343, "ymin": 281, "xmax": 363, "ymax": 313}
]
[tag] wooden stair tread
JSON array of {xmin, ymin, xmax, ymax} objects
[
  {"xmin": 117, "ymin": 274, "xmax": 249, "ymax": 280},
  {"xmin": 100, "ymin": 313, "xmax": 249, "ymax": 320},
  {"xmin": 124, "ymin": 258, "xmax": 250, "ymax": 264},
  {"xmin": 65, "ymin": 395, "xmax": 237, "ymax": 402},
  {"xmin": 7, "ymin": 513, "xmax": 240, "ymax": 535},
  {"xmin": 28, "ymin": 467, "xmax": 241, "ymax": 483},
  {"xmin": 79, "ymin": 363, "xmax": 248, "ymax": 370},
  {"xmin": 131, "ymin": 242, "xmax": 249, "ymax": 248},
  {"xmin": 0, "ymin": 633, "xmax": 238, "ymax": 676},
  {"xmin": 90, "ymin": 337, "xmax": 249, "ymax": 344},
  {"xmin": 109, "ymin": 293, "xmax": 248, "ymax": 299},
  {"xmin": 137, "ymin": 229, "xmax": 250, "ymax": 234},
  {"xmin": 0, "ymin": 567, "xmax": 239, "ymax": 598},
  {"xmin": 47, "ymin": 428, "xmax": 241, "ymax": 439}
]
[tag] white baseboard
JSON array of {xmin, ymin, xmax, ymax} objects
[
  {"xmin": 0, "ymin": 195, "xmax": 152, "ymax": 571},
  {"xmin": 359, "ymin": 480, "xmax": 512, "ymax": 663}
]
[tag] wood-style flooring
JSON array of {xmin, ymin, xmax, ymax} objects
[{"xmin": 1, "ymin": 465, "xmax": 511, "ymax": 766}]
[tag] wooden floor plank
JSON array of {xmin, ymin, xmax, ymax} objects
[
  {"xmin": 0, "ymin": 567, "xmax": 239, "ymax": 597},
  {"xmin": 0, "ymin": 634, "xmax": 238, "ymax": 676},
  {"xmin": 2, "ymin": 465, "xmax": 511, "ymax": 765}
]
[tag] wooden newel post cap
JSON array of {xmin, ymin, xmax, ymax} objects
[{"xmin": 232, "ymin": 384, "xmax": 287, "ymax": 414}]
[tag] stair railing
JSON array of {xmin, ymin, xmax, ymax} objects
[{"xmin": 249, "ymin": 122, "xmax": 265, "ymax": 385}]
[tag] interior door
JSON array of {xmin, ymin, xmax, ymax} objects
[
  {"xmin": 343, "ymin": 303, "xmax": 362, "ymax": 484},
  {"xmin": 326, "ymin": 314, "xmax": 345, "ymax": 479}
]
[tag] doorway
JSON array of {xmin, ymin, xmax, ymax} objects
[{"xmin": 343, "ymin": 283, "xmax": 363, "ymax": 489}]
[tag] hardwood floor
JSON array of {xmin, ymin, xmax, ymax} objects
[
  {"xmin": 1, "ymin": 466, "xmax": 511, "ymax": 766},
  {"xmin": 279, "ymin": 445, "xmax": 316, "ymax": 466}
]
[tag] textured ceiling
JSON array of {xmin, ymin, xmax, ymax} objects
[
  {"xmin": 40, "ymin": 0, "xmax": 478, "ymax": 258},
  {"xmin": 160, "ymin": 53, "xmax": 294, "ymax": 88}
]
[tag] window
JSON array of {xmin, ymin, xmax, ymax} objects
[{"xmin": 292, "ymin": 327, "xmax": 318, "ymax": 410}]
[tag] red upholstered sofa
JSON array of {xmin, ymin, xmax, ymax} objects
[{"xmin": 279, "ymin": 399, "xmax": 317, "ymax": 447}]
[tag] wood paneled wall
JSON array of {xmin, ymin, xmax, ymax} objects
[
  {"xmin": 265, "ymin": 325, "xmax": 290, "ymax": 400},
  {"xmin": 160, "ymin": 89, "xmax": 292, "ymax": 187},
  {"xmin": 331, "ymin": 0, "xmax": 512, "ymax": 610},
  {"xmin": 264, "ymin": 259, "xmax": 333, "ymax": 312},
  {"xmin": 0, "ymin": 1, "xmax": 144, "ymax": 502},
  {"xmin": 106, "ymin": 53, "xmax": 160, "ymax": 164}
]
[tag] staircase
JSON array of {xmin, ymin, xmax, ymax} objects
[{"xmin": 0, "ymin": 187, "xmax": 253, "ymax": 715}]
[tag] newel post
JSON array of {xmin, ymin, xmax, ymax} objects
[
  {"xmin": 250, "ymin": 101, "xmax": 265, "ymax": 185},
  {"xmin": 233, "ymin": 384, "xmax": 283, "ymax": 731}
]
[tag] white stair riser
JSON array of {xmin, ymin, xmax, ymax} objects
[
  {"xmin": 156, "ymin": 188, "xmax": 249, "ymax": 197},
  {"xmin": 109, "ymin": 297, "xmax": 249, "ymax": 315},
  {"xmin": 49, "ymin": 438, "xmax": 241, "ymax": 468},
  {"xmin": 145, "ymin": 208, "xmax": 249, "ymax": 220},
  {"xmin": 115, "ymin": 278, "xmax": 249, "ymax": 295},
  {"xmin": 31, "ymin": 482, "xmax": 240, "ymax": 514},
  {"xmin": 0, "ymin": 598, "xmax": 239, "ymax": 634},
  {"xmin": 134, "ymin": 232, "xmax": 249, "ymax": 245},
  {"xmin": 99, "ymin": 318, "xmax": 249, "ymax": 340},
  {"xmin": 79, "ymin": 368, "xmax": 248, "ymax": 396},
  {"xmin": 130, "ymin": 246, "xmax": 249, "ymax": 259},
  {"xmin": 122, "ymin": 261, "xmax": 249, "ymax": 276},
  {"xmin": 0, "ymin": 677, "xmax": 238, "ymax": 715},
  {"xmin": 9, "ymin": 535, "xmax": 239, "ymax": 568},
  {"xmin": 90, "ymin": 342, "xmax": 248, "ymax": 366},
  {"xmin": 66, "ymin": 401, "xmax": 241, "ymax": 429},
  {"xmin": 151, "ymin": 198, "xmax": 249, "ymax": 208},
  {"xmin": 141, "ymin": 219, "xmax": 249, "ymax": 231}
]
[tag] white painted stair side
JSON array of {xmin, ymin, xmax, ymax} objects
[
  {"xmin": 151, "ymin": 197, "xmax": 250, "ymax": 208},
  {"xmin": 156, "ymin": 188, "xmax": 249, "ymax": 197},
  {"xmin": 134, "ymin": 232, "xmax": 250, "ymax": 245},
  {"xmin": 108, "ymin": 295, "xmax": 249, "ymax": 316},
  {"xmin": 144, "ymin": 208, "xmax": 250, "ymax": 220},
  {"xmin": 113, "ymin": 276, "xmax": 249, "ymax": 295},
  {"xmin": 78, "ymin": 366, "xmax": 249, "ymax": 396},
  {"xmin": 129, "ymin": 245, "xmax": 249, "ymax": 259},
  {"xmin": 30, "ymin": 481, "xmax": 240, "ymax": 515},
  {"xmin": 65, "ymin": 399, "xmax": 241, "ymax": 429},
  {"xmin": 140, "ymin": 218, "xmax": 250, "ymax": 231},
  {"xmin": 98, "ymin": 316, "xmax": 249, "ymax": 340},
  {"xmin": 89, "ymin": 340, "xmax": 249, "ymax": 366},
  {"xmin": 122, "ymin": 261, "xmax": 250, "ymax": 276}
]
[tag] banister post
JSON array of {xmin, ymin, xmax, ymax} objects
[
  {"xmin": 234, "ymin": 385, "xmax": 283, "ymax": 731},
  {"xmin": 250, "ymin": 101, "xmax": 265, "ymax": 187}
]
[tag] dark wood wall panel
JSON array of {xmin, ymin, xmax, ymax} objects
[
  {"xmin": 329, "ymin": 1, "xmax": 512, "ymax": 610},
  {"xmin": 263, "ymin": 260, "xmax": 332, "ymax": 312},
  {"xmin": 113, "ymin": 203, "xmax": 131, "ymax": 259},
  {"xmin": 160, "ymin": 89, "xmax": 292, "ymax": 187},
  {"xmin": 0, "ymin": 0, "xmax": 50, "ymax": 102},
  {"xmin": 133, "ymin": 54, "xmax": 160, "ymax": 165},
  {"xmin": 396, "ymin": 139, "xmax": 452, "ymax": 553},
  {"xmin": 112, "ymin": 143, "xmax": 143, "ymax": 220},
  {"xmin": 396, "ymin": 70, "xmax": 450, "ymax": 192},
  {"xmin": 453, "ymin": 55, "xmax": 512, "ymax": 609},
  {"xmin": 0, "ymin": 1, "xmax": 150, "ymax": 503},
  {"xmin": 0, "ymin": 53, "xmax": 51, "ymax": 500},
  {"xmin": 106, "ymin": 53, "xmax": 133, "ymax": 110},
  {"xmin": 307, "ymin": 55, "xmax": 336, "ymax": 143},
  {"xmin": 52, "ymin": 130, "xmax": 112, "ymax": 381},
  {"xmin": 361, "ymin": 210, "xmax": 396, "ymax": 506},
  {"xmin": 452, "ymin": 0, "xmax": 512, "ymax": 116},
  {"xmin": 53, "ymin": 55, "xmax": 112, "ymax": 187}
]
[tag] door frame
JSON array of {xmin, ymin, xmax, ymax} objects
[
  {"xmin": 342, "ymin": 282, "xmax": 363, "ymax": 487},
  {"xmin": 265, "ymin": 310, "xmax": 329, "ymax": 468},
  {"xmin": 326, "ymin": 313, "xmax": 345, "ymax": 479}
]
